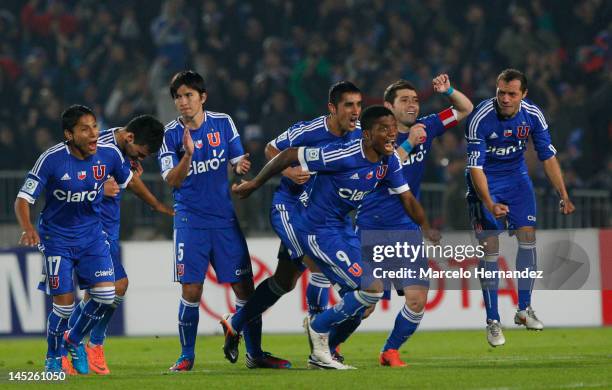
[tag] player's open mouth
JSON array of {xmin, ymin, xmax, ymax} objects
[
  {"xmin": 384, "ymin": 138, "xmax": 395, "ymax": 152},
  {"xmin": 349, "ymin": 117, "xmax": 358, "ymax": 127},
  {"xmin": 88, "ymin": 141, "xmax": 97, "ymax": 151}
]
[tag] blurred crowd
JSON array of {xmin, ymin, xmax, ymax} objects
[{"xmin": 0, "ymin": 0, "xmax": 609, "ymax": 230}]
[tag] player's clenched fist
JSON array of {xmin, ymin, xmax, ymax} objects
[
  {"xmin": 408, "ymin": 123, "xmax": 427, "ymax": 145},
  {"xmin": 234, "ymin": 153, "xmax": 251, "ymax": 175},
  {"xmin": 432, "ymin": 74, "xmax": 451, "ymax": 93},
  {"xmin": 488, "ymin": 203, "xmax": 509, "ymax": 219},
  {"xmin": 423, "ymin": 227, "xmax": 441, "ymax": 245},
  {"xmin": 559, "ymin": 197, "xmax": 575, "ymax": 215}
]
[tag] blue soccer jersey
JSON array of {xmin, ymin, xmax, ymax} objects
[
  {"xmin": 18, "ymin": 142, "xmax": 133, "ymax": 247},
  {"xmin": 158, "ymin": 111, "xmax": 246, "ymax": 229},
  {"xmin": 356, "ymin": 108, "xmax": 458, "ymax": 229},
  {"xmin": 97, "ymin": 128, "xmax": 125, "ymax": 241},
  {"xmin": 465, "ymin": 98, "xmax": 556, "ymax": 175},
  {"xmin": 270, "ymin": 116, "xmax": 362, "ymax": 205},
  {"xmin": 293, "ymin": 139, "xmax": 409, "ymax": 231}
]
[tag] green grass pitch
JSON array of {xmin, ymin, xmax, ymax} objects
[{"xmin": 1, "ymin": 328, "xmax": 611, "ymax": 389}]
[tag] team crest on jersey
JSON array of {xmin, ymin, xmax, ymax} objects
[
  {"xmin": 195, "ymin": 140, "xmax": 204, "ymax": 149},
  {"xmin": 503, "ymin": 129, "xmax": 513, "ymax": 137},
  {"xmin": 49, "ymin": 276, "xmax": 59, "ymax": 289},
  {"xmin": 77, "ymin": 171, "xmax": 87, "ymax": 180},
  {"xmin": 376, "ymin": 165, "xmax": 388, "ymax": 179},
  {"xmin": 366, "ymin": 171, "xmax": 373, "ymax": 180},
  {"xmin": 517, "ymin": 125, "xmax": 530, "ymax": 139},
  {"xmin": 207, "ymin": 132, "xmax": 221, "ymax": 147},
  {"xmin": 93, "ymin": 165, "xmax": 106, "ymax": 180},
  {"xmin": 176, "ymin": 264, "xmax": 185, "ymax": 276},
  {"xmin": 306, "ymin": 148, "xmax": 320, "ymax": 162}
]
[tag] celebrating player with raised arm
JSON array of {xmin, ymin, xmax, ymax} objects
[
  {"xmin": 64, "ymin": 115, "xmax": 172, "ymax": 375},
  {"xmin": 355, "ymin": 75, "xmax": 473, "ymax": 367},
  {"xmin": 15, "ymin": 105, "xmax": 133, "ymax": 374},
  {"xmin": 231, "ymin": 106, "xmax": 436, "ymax": 369},
  {"xmin": 465, "ymin": 69, "xmax": 575, "ymax": 347},
  {"xmin": 158, "ymin": 70, "xmax": 289, "ymax": 371}
]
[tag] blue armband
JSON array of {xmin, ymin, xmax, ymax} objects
[
  {"xmin": 399, "ymin": 139, "xmax": 413, "ymax": 154},
  {"xmin": 443, "ymin": 86, "xmax": 454, "ymax": 96}
]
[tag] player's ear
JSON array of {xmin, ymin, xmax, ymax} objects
[
  {"xmin": 328, "ymin": 102, "xmax": 336, "ymax": 116},
  {"xmin": 522, "ymin": 88, "xmax": 528, "ymax": 99},
  {"xmin": 64, "ymin": 129, "xmax": 73, "ymax": 142},
  {"xmin": 200, "ymin": 92, "xmax": 208, "ymax": 105},
  {"xmin": 125, "ymin": 132, "xmax": 134, "ymax": 143},
  {"xmin": 383, "ymin": 101, "xmax": 393, "ymax": 110}
]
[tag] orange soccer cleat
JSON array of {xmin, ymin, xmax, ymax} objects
[
  {"xmin": 86, "ymin": 343, "xmax": 110, "ymax": 375},
  {"xmin": 379, "ymin": 349, "xmax": 408, "ymax": 367},
  {"xmin": 61, "ymin": 355, "xmax": 77, "ymax": 375}
]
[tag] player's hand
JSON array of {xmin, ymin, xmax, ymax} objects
[
  {"xmin": 153, "ymin": 202, "xmax": 175, "ymax": 216},
  {"xmin": 130, "ymin": 160, "xmax": 144, "ymax": 177},
  {"xmin": 408, "ymin": 123, "xmax": 427, "ymax": 146},
  {"xmin": 559, "ymin": 197, "xmax": 575, "ymax": 215},
  {"xmin": 231, "ymin": 179, "xmax": 258, "ymax": 199},
  {"xmin": 182, "ymin": 126, "xmax": 194, "ymax": 156},
  {"xmin": 488, "ymin": 203, "xmax": 509, "ymax": 219},
  {"xmin": 234, "ymin": 153, "xmax": 251, "ymax": 175},
  {"xmin": 104, "ymin": 178, "xmax": 120, "ymax": 197},
  {"xmin": 423, "ymin": 227, "xmax": 441, "ymax": 245},
  {"xmin": 282, "ymin": 166, "xmax": 311, "ymax": 185},
  {"xmin": 432, "ymin": 74, "xmax": 451, "ymax": 94},
  {"xmin": 19, "ymin": 227, "xmax": 40, "ymax": 247}
]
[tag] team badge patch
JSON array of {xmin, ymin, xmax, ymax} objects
[
  {"xmin": 77, "ymin": 171, "xmax": 87, "ymax": 180},
  {"xmin": 207, "ymin": 132, "xmax": 221, "ymax": 147},
  {"xmin": 176, "ymin": 264, "xmax": 185, "ymax": 277},
  {"xmin": 306, "ymin": 148, "xmax": 320, "ymax": 162},
  {"xmin": 366, "ymin": 171, "xmax": 373, "ymax": 180},
  {"xmin": 21, "ymin": 178, "xmax": 38, "ymax": 195},
  {"xmin": 161, "ymin": 156, "xmax": 173, "ymax": 171},
  {"xmin": 376, "ymin": 165, "xmax": 388, "ymax": 179},
  {"xmin": 93, "ymin": 165, "xmax": 106, "ymax": 180},
  {"xmin": 195, "ymin": 140, "xmax": 203, "ymax": 149},
  {"xmin": 49, "ymin": 276, "xmax": 59, "ymax": 289},
  {"xmin": 517, "ymin": 125, "xmax": 530, "ymax": 139},
  {"xmin": 503, "ymin": 129, "xmax": 513, "ymax": 137}
]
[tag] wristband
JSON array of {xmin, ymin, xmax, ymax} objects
[
  {"xmin": 399, "ymin": 139, "xmax": 413, "ymax": 154},
  {"xmin": 443, "ymin": 86, "xmax": 454, "ymax": 96}
]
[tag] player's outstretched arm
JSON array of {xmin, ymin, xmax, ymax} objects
[
  {"xmin": 14, "ymin": 197, "xmax": 40, "ymax": 246},
  {"xmin": 432, "ymin": 74, "xmax": 473, "ymax": 122},
  {"xmin": 542, "ymin": 156, "xmax": 576, "ymax": 215},
  {"xmin": 127, "ymin": 174, "xmax": 175, "ymax": 216},
  {"xmin": 232, "ymin": 147, "xmax": 300, "ymax": 198},
  {"xmin": 398, "ymin": 190, "xmax": 440, "ymax": 244},
  {"xmin": 265, "ymin": 141, "xmax": 310, "ymax": 184},
  {"xmin": 470, "ymin": 168, "xmax": 509, "ymax": 218},
  {"xmin": 165, "ymin": 127, "xmax": 194, "ymax": 188}
]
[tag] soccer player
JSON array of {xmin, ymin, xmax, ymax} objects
[
  {"xmin": 219, "ymin": 81, "xmax": 362, "ymax": 364},
  {"xmin": 356, "ymin": 75, "xmax": 473, "ymax": 367},
  {"xmin": 158, "ymin": 70, "xmax": 289, "ymax": 371},
  {"xmin": 15, "ymin": 105, "xmax": 133, "ymax": 373},
  {"xmin": 65, "ymin": 115, "xmax": 172, "ymax": 375},
  {"xmin": 232, "ymin": 105, "xmax": 438, "ymax": 369},
  {"xmin": 465, "ymin": 69, "xmax": 575, "ymax": 346}
]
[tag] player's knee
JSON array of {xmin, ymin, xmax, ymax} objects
[
  {"xmin": 272, "ymin": 273, "xmax": 296, "ymax": 293},
  {"xmin": 232, "ymin": 278, "xmax": 255, "ymax": 300},
  {"xmin": 89, "ymin": 286, "xmax": 116, "ymax": 305},
  {"xmin": 517, "ymin": 229, "xmax": 536, "ymax": 246},
  {"xmin": 181, "ymin": 283, "xmax": 203, "ymax": 302},
  {"xmin": 364, "ymin": 279, "xmax": 384, "ymax": 294},
  {"xmin": 405, "ymin": 298, "xmax": 425, "ymax": 313},
  {"xmin": 115, "ymin": 277, "xmax": 129, "ymax": 296}
]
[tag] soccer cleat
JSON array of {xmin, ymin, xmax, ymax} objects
[
  {"xmin": 63, "ymin": 331, "xmax": 89, "ymax": 374},
  {"xmin": 169, "ymin": 355, "xmax": 194, "ymax": 372},
  {"xmin": 45, "ymin": 357, "xmax": 62, "ymax": 373},
  {"xmin": 86, "ymin": 343, "xmax": 110, "ymax": 375},
  {"xmin": 304, "ymin": 316, "xmax": 335, "ymax": 366},
  {"xmin": 307, "ymin": 354, "xmax": 356, "ymax": 370},
  {"xmin": 486, "ymin": 319, "xmax": 506, "ymax": 347},
  {"xmin": 514, "ymin": 306, "xmax": 544, "ymax": 330},
  {"xmin": 332, "ymin": 347, "xmax": 345, "ymax": 363},
  {"xmin": 61, "ymin": 355, "xmax": 77, "ymax": 375},
  {"xmin": 379, "ymin": 349, "xmax": 407, "ymax": 367},
  {"xmin": 245, "ymin": 352, "xmax": 292, "ymax": 369},
  {"xmin": 220, "ymin": 313, "xmax": 241, "ymax": 363}
]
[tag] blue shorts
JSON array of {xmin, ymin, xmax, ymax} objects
[
  {"xmin": 295, "ymin": 225, "xmax": 370, "ymax": 296},
  {"xmin": 108, "ymin": 238, "xmax": 127, "ymax": 281},
  {"xmin": 37, "ymin": 233, "xmax": 115, "ymax": 295},
  {"xmin": 467, "ymin": 172, "xmax": 536, "ymax": 239},
  {"xmin": 173, "ymin": 225, "xmax": 252, "ymax": 284},
  {"xmin": 270, "ymin": 203, "xmax": 305, "ymax": 263}
]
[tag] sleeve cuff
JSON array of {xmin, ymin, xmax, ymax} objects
[
  {"xmin": 230, "ymin": 154, "xmax": 246, "ymax": 165},
  {"xmin": 467, "ymin": 165, "xmax": 483, "ymax": 169},
  {"xmin": 388, "ymin": 183, "xmax": 410, "ymax": 194},
  {"xmin": 297, "ymin": 146, "xmax": 309, "ymax": 172},
  {"xmin": 17, "ymin": 192, "xmax": 36, "ymax": 204},
  {"xmin": 117, "ymin": 170, "xmax": 134, "ymax": 189}
]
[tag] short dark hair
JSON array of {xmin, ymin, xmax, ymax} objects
[
  {"xmin": 383, "ymin": 80, "xmax": 417, "ymax": 104},
  {"xmin": 62, "ymin": 104, "xmax": 96, "ymax": 132},
  {"xmin": 169, "ymin": 70, "xmax": 207, "ymax": 98},
  {"xmin": 360, "ymin": 105, "xmax": 394, "ymax": 131},
  {"xmin": 496, "ymin": 68, "xmax": 528, "ymax": 92},
  {"xmin": 328, "ymin": 81, "xmax": 361, "ymax": 106},
  {"xmin": 125, "ymin": 115, "xmax": 165, "ymax": 153}
]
